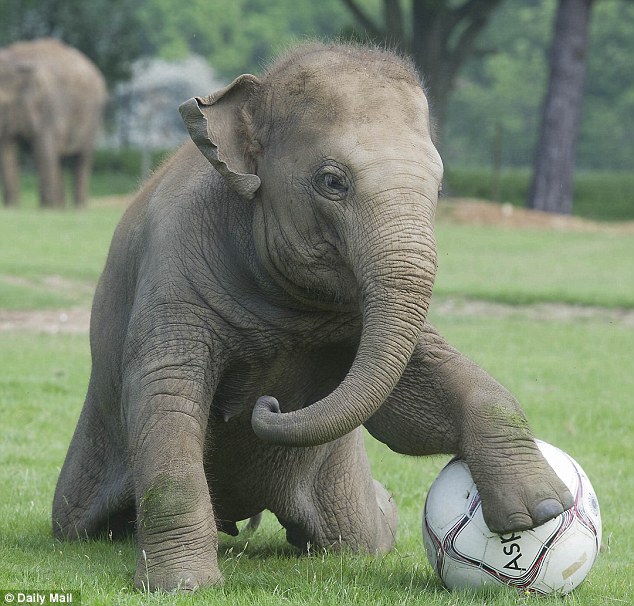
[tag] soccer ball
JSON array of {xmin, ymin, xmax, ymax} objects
[{"xmin": 422, "ymin": 440, "xmax": 601, "ymax": 595}]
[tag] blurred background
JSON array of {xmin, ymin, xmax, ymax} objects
[{"xmin": 1, "ymin": 0, "xmax": 632, "ymax": 220}]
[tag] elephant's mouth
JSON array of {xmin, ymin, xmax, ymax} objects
[{"xmin": 260, "ymin": 245, "xmax": 360, "ymax": 313}]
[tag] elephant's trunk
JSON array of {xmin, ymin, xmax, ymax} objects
[{"xmin": 252, "ymin": 193, "xmax": 437, "ymax": 446}]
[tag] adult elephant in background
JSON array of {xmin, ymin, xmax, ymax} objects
[
  {"xmin": 52, "ymin": 42, "xmax": 573, "ymax": 592},
  {"xmin": 0, "ymin": 38, "xmax": 106, "ymax": 208}
]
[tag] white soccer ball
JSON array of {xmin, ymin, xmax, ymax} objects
[{"xmin": 422, "ymin": 440, "xmax": 601, "ymax": 595}]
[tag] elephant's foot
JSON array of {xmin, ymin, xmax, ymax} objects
[
  {"xmin": 468, "ymin": 439, "xmax": 574, "ymax": 534},
  {"xmin": 133, "ymin": 467, "xmax": 222, "ymax": 592},
  {"xmin": 133, "ymin": 552, "xmax": 223, "ymax": 592}
]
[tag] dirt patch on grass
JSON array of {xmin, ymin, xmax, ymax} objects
[
  {"xmin": 1, "ymin": 274, "xmax": 95, "ymax": 298},
  {"xmin": 439, "ymin": 198, "xmax": 634, "ymax": 233},
  {"xmin": 2, "ymin": 299, "xmax": 633, "ymax": 334},
  {"xmin": 430, "ymin": 298, "xmax": 634, "ymax": 327},
  {"xmin": 0, "ymin": 308, "xmax": 91, "ymax": 334},
  {"xmin": 2, "ymin": 198, "xmax": 632, "ymax": 333}
]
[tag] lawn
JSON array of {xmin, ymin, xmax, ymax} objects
[
  {"xmin": 434, "ymin": 221, "xmax": 634, "ymax": 308},
  {"xmin": 2, "ymin": 201, "xmax": 633, "ymax": 312},
  {"xmin": 1, "ymin": 187, "xmax": 633, "ymax": 605}
]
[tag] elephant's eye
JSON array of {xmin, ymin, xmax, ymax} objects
[
  {"xmin": 324, "ymin": 174, "xmax": 346, "ymax": 191},
  {"xmin": 313, "ymin": 162, "xmax": 350, "ymax": 201}
]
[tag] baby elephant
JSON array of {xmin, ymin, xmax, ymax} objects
[{"xmin": 52, "ymin": 43, "xmax": 573, "ymax": 591}]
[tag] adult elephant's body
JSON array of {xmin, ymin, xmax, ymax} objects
[
  {"xmin": 53, "ymin": 44, "xmax": 572, "ymax": 592},
  {"xmin": 0, "ymin": 39, "xmax": 106, "ymax": 207}
]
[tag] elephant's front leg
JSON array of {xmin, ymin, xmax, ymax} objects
[
  {"xmin": 72, "ymin": 148, "xmax": 94, "ymax": 207},
  {"xmin": 0, "ymin": 139, "xmax": 20, "ymax": 206},
  {"xmin": 125, "ymin": 365, "xmax": 221, "ymax": 591},
  {"xmin": 33, "ymin": 132, "xmax": 64, "ymax": 208},
  {"xmin": 364, "ymin": 324, "xmax": 574, "ymax": 534}
]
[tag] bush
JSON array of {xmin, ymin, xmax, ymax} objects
[
  {"xmin": 92, "ymin": 149, "xmax": 172, "ymax": 176},
  {"xmin": 444, "ymin": 167, "xmax": 634, "ymax": 222}
]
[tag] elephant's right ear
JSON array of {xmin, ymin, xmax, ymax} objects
[{"xmin": 179, "ymin": 74, "xmax": 262, "ymax": 200}]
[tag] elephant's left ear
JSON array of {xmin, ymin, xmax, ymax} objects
[{"xmin": 179, "ymin": 74, "xmax": 262, "ymax": 200}]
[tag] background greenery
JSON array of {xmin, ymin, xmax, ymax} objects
[
  {"xmin": 444, "ymin": 168, "xmax": 634, "ymax": 222},
  {"xmin": 443, "ymin": 0, "xmax": 634, "ymax": 171},
  {"xmin": 135, "ymin": 0, "xmax": 634, "ymax": 172},
  {"xmin": 2, "ymin": 0, "xmax": 633, "ymax": 175}
]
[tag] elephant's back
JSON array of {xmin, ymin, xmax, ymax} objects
[
  {"xmin": 137, "ymin": 142, "xmax": 227, "ymax": 218},
  {"xmin": 109, "ymin": 143, "xmax": 219, "ymax": 263},
  {"xmin": 5, "ymin": 38, "xmax": 105, "ymax": 92},
  {"xmin": 6, "ymin": 39, "xmax": 106, "ymax": 150}
]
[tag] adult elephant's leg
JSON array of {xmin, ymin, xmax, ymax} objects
[
  {"xmin": 125, "ymin": 360, "xmax": 222, "ymax": 591},
  {"xmin": 72, "ymin": 148, "xmax": 94, "ymax": 207},
  {"xmin": 33, "ymin": 132, "xmax": 64, "ymax": 208},
  {"xmin": 0, "ymin": 140, "xmax": 20, "ymax": 206},
  {"xmin": 364, "ymin": 324, "xmax": 574, "ymax": 534},
  {"xmin": 271, "ymin": 429, "xmax": 397, "ymax": 554},
  {"xmin": 53, "ymin": 379, "xmax": 134, "ymax": 540}
]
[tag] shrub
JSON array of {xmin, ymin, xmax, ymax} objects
[{"xmin": 444, "ymin": 167, "xmax": 634, "ymax": 222}]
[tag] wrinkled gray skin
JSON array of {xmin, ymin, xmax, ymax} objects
[
  {"xmin": 52, "ymin": 44, "xmax": 573, "ymax": 592},
  {"xmin": 0, "ymin": 39, "xmax": 106, "ymax": 208}
]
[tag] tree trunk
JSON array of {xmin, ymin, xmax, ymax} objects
[
  {"xmin": 528, "ymin": 0, "xmax": 594, "ymax": 214},
  {"xmin": 341, "ymin": 0, "xmax": 503, "ymax": 138}
]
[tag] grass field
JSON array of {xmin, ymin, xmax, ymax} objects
[{"xmin": 1, "ymin": 183, "xmax": 633, "ymax": 604}]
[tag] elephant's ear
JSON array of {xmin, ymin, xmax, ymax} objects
[{"xmin": 179, "ymin": 74, "xmax": 262, "ymax": 200}]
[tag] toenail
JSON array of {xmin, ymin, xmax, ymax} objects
[{"xmin": 534, "ymin": 498, "xmax": 564, "ymax": 525}]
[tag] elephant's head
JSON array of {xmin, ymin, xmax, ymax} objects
[
  {"xmin": 180, "ymin": 43, "xmax": 443, "ymax": 447},
  {"xmin": 0, "ymin": 57, "xmax": 19, "ymax": 135}
]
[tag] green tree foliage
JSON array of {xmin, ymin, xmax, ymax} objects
[
  {"xmin": 339, "ymin": 0, "xmax": 505, "ymax": 133},
  {"xmin": 581, "ymin": 1, "xmax": 634, "ymax": 170},
  {"xmin": 443, "ymin": 2, "xmax": 555, "ymax": 166},
  {"xmin": 139, "ymin": 0, "xmax": 506, "ymax": 134},
  {"xmin": 1, "ymin": 0, "xmax": 630, "ymax": 172},
  {"xmin": 443, "ymin": 0, "xmax": 634, "ymax": 171},
  {"xmin": 136, "ymin": 0, "xmax": 359, "ymax": 80},
  {"xmin": 0, "ymin": 0, "xmax": 143, "ymax": 87}
]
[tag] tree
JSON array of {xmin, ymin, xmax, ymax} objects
[
  {"xmin": 527, "ymin": 0, "xmax": 595, "ymax": 214},
  {"xmin": 340, "ymin": 0, "xmax": 505, "ymax": 133},
  {"xmin": 439, "ymin": 0, "xmax": 634, "ymax": 171},
  {"xmin": 579, "ymin": 0, "xmax": 634, "ymax": 171},
  {"xmin": 136, "ymin": 0, "xmax": 354, "ymax": 81},
  {"xmin": 0, "ymin": 0, "xmax": 143, "ymax": 88}
]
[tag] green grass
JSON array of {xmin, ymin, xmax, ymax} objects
[
  {"xmin": 2, "ymin": 192, "xmax": 634, "ymax": 311},
  {"xmin": 1, "ymin": 179, "xmax": 633, "ymax": 603},
  {"xmin": 0, "ymin": 205, "xmax": 122, "ymax": 309},
  {"xmin": 433, "ymin": 222, "xmax": 634, "ymax": 308},
  {"xmin": 1, "ymin": 318, "xmax": 632, "ymax": 604}
]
